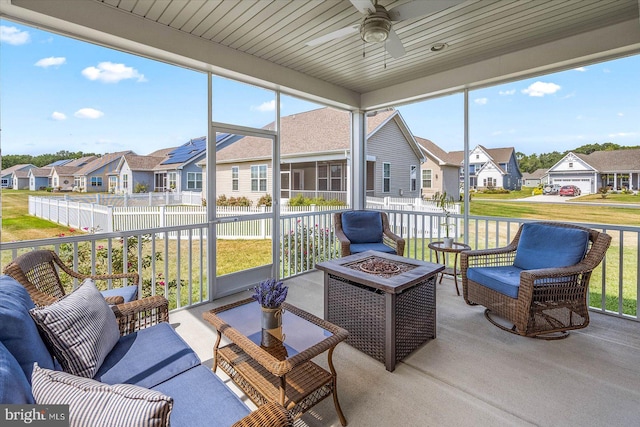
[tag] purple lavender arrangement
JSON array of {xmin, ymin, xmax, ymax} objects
[{"xmin": 252, "ymin": 278, "xmax": 288, "ymax": 309}]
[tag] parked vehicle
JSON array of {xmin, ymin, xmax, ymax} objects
[
  {"xmin": 543, "ymin": 184, "xmax": 561, "ymax": 195},
  {"xmin": 559, "ymin": 185, "xmax": 581, "ymax": 197}
]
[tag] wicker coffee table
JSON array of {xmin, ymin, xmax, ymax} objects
[
  {"xmin": 203, "ymin": 298, "xmax": 349, "ymax": 426},
  {"xmin": 316, "ymin": 251, "xmax": 443, "ymax": 372}
]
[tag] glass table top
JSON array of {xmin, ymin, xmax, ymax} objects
[{"xmin": 216, "ymin": 300, "xmax": 332, "ymax": 359}]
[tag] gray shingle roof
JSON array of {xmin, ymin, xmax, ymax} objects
[
  {"xmin": 415, "ymin": 137, "xmax": 458, "ymax": 165},
  {"xmin": 75, "ymin": 151, "xmax": 132, "ymax": 176},
  {"xmin": 122, "ymin": 154, "xmax": 165, "ymax": 171},
  {"xmin": 575, "ymin": 149, "xmax": 640, "ymax": 172},
  {"xmin": 217, "ymin": 107, "xmax": 396, "ymax": 162}
]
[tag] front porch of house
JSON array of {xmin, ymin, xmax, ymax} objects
[{"xmin": 173, "ymin": 269, "xmax": 640, "ymax": 427}]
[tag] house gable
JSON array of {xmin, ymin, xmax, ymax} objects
[{"xmin": 549, "ymin": 152, "xmax": 596, "ymax": 173}]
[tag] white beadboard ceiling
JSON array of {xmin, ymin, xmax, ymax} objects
[{"xmin": 4, "ymin": 0, "xmax": 640, "ymax": 108}]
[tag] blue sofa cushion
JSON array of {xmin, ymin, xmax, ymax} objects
[
  {"xmin": 349, "ymin": 243, "xmax": 396, "ymax": 254},
  {"xmin": 32, "ymin": 364, "xmax": 172, "ymax": 427},
  {"xmin": 0, "ymin": 340, "xmax": 35, "ymax": 404},
  {"xmin": 101, "ymin": 285, "xmax": 138, "ymax": 303},
  {"xmin": 94, "ymin": 322, "xmax": 200, "ymax": 389},
  {"xmin": 513, "ymin": 223, "xmax": 589, "ymax": 271},
  {"xmin": 342, "ymin": 211, "xmax": 383, "ymax": 244},
  {"xmin": 152, "ymin": 365, "xmax": 249, "ymax": 427},
  {"xmin": 467, "ymin": 266, "xmax": 523, "ymax": 299},
  {"xmin": 0, "ymin": 275, "xmax": 56, "ymax": 380}
]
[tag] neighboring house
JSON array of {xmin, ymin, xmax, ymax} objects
[
  {"xmin": 547, "ymin": 149, "xmax": 640, "ymax": 194},
  {"xmin": 28, "ymin": 167, "xmax": 52, "ymax": 191},
  {"xmin": 521, "ymin": 168, "xmax": 549, "ymax": 187},
  {"xmin": 12, "ymin": 169, "xmax": 31, "ymax": 190},
  {"xmin": 73, "ymin": 151, "xmax": 132, "ymax": 193},
  {"xmin": 208, "ymin": 107, "xmax": 425, "ymax": 204},
  {"xmin": 449, "ymin": 145, "xmax": 522, "ymax": 191},
  {"xmin": 415, "ymin": 137, "xmax": 461, "ymax": 201},
  {"xmin": 49, "ymin": 156, "xmax": 97, "ymax": 192},
  {"xmin": 50, "ymin": 166, "xmax": 81, "ymax": 191},
  {"xmin": 1, "ymin": 164, "xmax": 35, "ymax": 188},
  {"xmin": 112, "ymin": 154, "xmax": 165, "ymax": 194},
  {"xmin": 153, "ymin": 139, "xmax": 206, "ymax": 192}
]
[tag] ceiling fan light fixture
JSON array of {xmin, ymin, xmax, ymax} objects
[
  {"xmin": 430, "ymin": 42, "xmax": 448, "ymax": 52},
  {"xmin": 360, "ymin": 9, "xmax": 391, "ymax": 43}
]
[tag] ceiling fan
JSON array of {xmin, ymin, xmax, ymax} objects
[{"xmin": 306, "ymin": 0, "xmax": 464, "ymax": 58}]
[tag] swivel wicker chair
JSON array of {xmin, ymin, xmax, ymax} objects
[
  {"xmin": 461, "ymin": 222, "xmax": 611, "ymax": 339},
  {"xmin": 3, "ymin": 249, "xmax": 139, "ymax": 307},
  {"xmin": 334, "ymin": 210, "xmax": 405, "ymax": 257}
]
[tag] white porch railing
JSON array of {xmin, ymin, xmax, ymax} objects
[{"xmin": 2, "ymin": 209, "xmax": 637, "ymax": 321}]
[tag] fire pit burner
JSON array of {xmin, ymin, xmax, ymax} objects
[{"xmin": 358, "ymin": 259, "xmax": 400, "ymax": 274}]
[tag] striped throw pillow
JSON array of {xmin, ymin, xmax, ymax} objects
[
  {"xmin": 29, "ymin": 279, "xmax": 121, "ymax": 378},
  {"xmin": 32, "ymin": 364, "xmax": 173, "ymax": 427}
]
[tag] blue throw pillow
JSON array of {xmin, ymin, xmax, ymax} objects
[
  {"xmin": 341, "ymin": 211, "xmax": 383, "ymax": 244},
  {"xmin": 513, "ymin": 223, "xmax": 589, "ymax": 270},
  {"xmin": 0, "ymin": 275, "xmax": 56, "ymax": 381},
  {"xmin": 0, "ymin": 340, "xmax": 35, "ymax": 404}
]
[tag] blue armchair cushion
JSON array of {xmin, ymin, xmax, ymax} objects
[
  {"xmin": 466, "ymin": 266, "xmax": 523, "ymax": 299},
  {"xmin": 101, "ymin": 285, "xmax": 138, "ymax": 303},
  {"xmin": 0, "ymin": 340, "xmax": 35, "ymax": 404},
  {"xmin": 341, "ymin": 211, "xmax": 383, "ymax": 244},
  {"xmin": 94, "ymin": 322, "xmax": 201, "ymax": 389},
  {"xmin": 0, "ymin": 275, "xmax": 56, "ymax": 380},
  {"xmin": 349, "ymin": 243, "xmax": 396, "ymax": 255},
  {"xmin": 152, "ymin": 365, "xmax": 249, "ymax": 427},
  {"xmin": 513, "ymin": 223, "xmax": 589, "ymax": 271}
]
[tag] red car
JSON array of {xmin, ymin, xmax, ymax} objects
[{"xmin": 559, "ymin": 185, "xmax": 581, "ymax": 197}]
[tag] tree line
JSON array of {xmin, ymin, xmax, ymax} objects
[
  {"xmin": 516, "ymin": 142, "xmax": 639, "ymax": 174},
  {"xmin": 1, "ymin": 150, "xmax": 99, "ymax": 170}
]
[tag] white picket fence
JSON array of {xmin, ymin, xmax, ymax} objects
[{"xmin": 30, "ymin": 194, "xmax": 457, "ymax": 239}]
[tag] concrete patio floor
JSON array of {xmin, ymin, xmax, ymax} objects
[{"xmin": 171, "ymin": 270, "xmax": 640, "ymax": 427}]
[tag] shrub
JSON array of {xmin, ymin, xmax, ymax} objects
[
  {"xmin": 599, "ymin": 187, "xmax": 609, "ymax": 199},
  {"xmin": 133, "ymin": 183, "xmax": 148, "ymax": 193},
  {"xmin": 281, "ymin": 220, "xmax": 336, "ymax": 275},
  {"xmin": 217, "ymin": 194, "xmax": 253, "ymax": 207},
  {"xmin": 287, "ymin": 194, "xmax": 345, "ymax": 206},
  {"xmin": 257, "ymin": 194, "xmax": 272, "ymax": 207}
]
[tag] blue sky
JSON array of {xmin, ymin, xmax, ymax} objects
[{"xmin": 1, "ymin": 19, "xmax": 638, "ymax": 158}]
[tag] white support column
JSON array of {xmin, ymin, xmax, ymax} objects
[
  {"xmin": 351, "ymin": 110, "xmax": 366, "ymax": 210},
  {"xmin": 463, "ymin": 89, "xmax": 470, "ymax": 245},
  {"xmin": 206, "ymin": 72, "xmax": 217, "ymax": 300}
]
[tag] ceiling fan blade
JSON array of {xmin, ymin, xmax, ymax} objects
[
  {"xmin": 349, "ymin": 0, "xmax": 376, "ymax": 15},
  {"xmin": 385, "ymin": 28, "xmax": 406, "ymax": 58},
  {"xmin": 306, "ymin": 24, "xmax": 360, "ymax": 46},
  {"xmin": 387, "ymin": 0, "xmax": 465, "ymax": 22}
]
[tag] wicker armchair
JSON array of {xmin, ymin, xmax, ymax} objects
[
  {"xmin": 334, "ymin": 210, "xmax": 405, "ymax": 256},
  {"xmin": 461, "ymin": 222, "xmax": 611, "ymax": 339},
  {"xmin": 3, "ymin": 249, "xmax": 139, "ymax": 307}
]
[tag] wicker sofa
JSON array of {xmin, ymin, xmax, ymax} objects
[
  {"xmin": 461, "ymin": 222, "xmax": 611, "ymax": 339},
  {"xmin": 0, "ymin": 275, "xmax": 290, "ymax": 426}
]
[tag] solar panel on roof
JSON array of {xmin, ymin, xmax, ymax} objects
[{"xmin": 160, "ymin": 137, "xmax": 207, "ymax": 165}]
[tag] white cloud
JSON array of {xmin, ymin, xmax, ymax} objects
[
  {"xmin": 251, "ymin": 100, "xmax": 277, "ymax": 112},
  {"xmin": 574, "ymin": 67, "xmax": 587, "ymax": 72},
  {"xmin": 74, "ymin": 108, "xmax": 104, "ymax": 119},
  {"xmin": 51, "ymin": 112, "xmax": 67, "ymax": 121},
  {"xmin": 474, "ymin": 98, "xmax": 488, "ymax": 105},
  {"xmin": 498, "ymin": 89, "xmax": 515, "ymax": 96},
  {"xmin": 617, "ymin": 112, "xmax": 624, "ymax": 117},
  {"xmin": 522, "ymin": 81, "xmax": 561, "ymax": 97},
  {"xmin": 0, "ymin": 26, "xmax": 30, "ymax": 45},
  {"xmin": 608, "ymin": 132, "xmax": 637, "ymax": 138},
  {"xmin": 35, "ymin": 57, "xmax": 66, "ymax": 68},
  {"xmin": 81, "ymin": 62, "xmax": 146, "ymax": 83}
]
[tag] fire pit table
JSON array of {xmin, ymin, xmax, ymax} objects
[{"xmin": 316, "ymin": 250, "xmax": 443, "ymax": 371}]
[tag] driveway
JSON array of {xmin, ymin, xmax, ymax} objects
[{"xmin": 519, "ymin": 194, "xmax": 569, "ymax": 202}]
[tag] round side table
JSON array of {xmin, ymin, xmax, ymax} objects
[{"xmin": 428, "ymin": 241, "xmax": 471, "ymax": 296}]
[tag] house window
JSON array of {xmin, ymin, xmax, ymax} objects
[
  {"xmin": 475, "ymin": 154, "xmax": 480, "ymax": 159},
  {"xmin": 53, "ymin": 177, "xmax": 58, "ymax": 187},
  {"xmin": 122, "ymin": 174, "xmax": 128, "ymax": 189},
  {"xmin": 91, "ymin": 176, "xmax": 103, "ymax": 187},
  {"xmin": 187, "ymin": 172, "xmax": 202, "ymax": 190},
  {"xmin": 318, "ymin": 165, "xmax": 328, "ymax": 191},
  {"xmin": 422, "ymin": 170, "xmax": 432, "ymax": 188},
  {"xmin": 568, "ymin": 162, "xmax": 573, "ymax": 168},
  {"xmin": 330, "ymin": 164, "xmax": 342, "ymax": 191},
  {"xmin": 410, "ymin": 165, "xmax": 417, "ymax": 192},
  {"xmin": 251, "ymin": 165, "xmax": 267, "ymax": 192},
  {"xmin": 383, "ymin": 163, "xmax": 391, "ymax": 193},
  {"xmin": 1, "ymin": 178, "xmax": 7, "ymax": 187},
  {"xmin": 231, "ymin": 166, "xmax": 239, "ymax": 191},
  {"xmin": 483, "ymin": 177, "xmax": 496, "ymax": 187},
  {"xmin": 168, "ymin": 172, "xmax": 177, "ymax": 190},
  {"xmin": 74, "ymin": 177, "xmax": 81, "ymax": 189}
]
